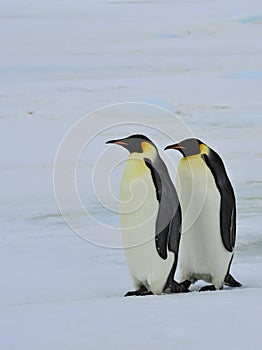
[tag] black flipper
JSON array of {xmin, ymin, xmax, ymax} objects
[
  {"xmin": 144, "ymin": 158, "xmax": 168, "ymax": 260},
  {"xmin": 144, "ymin": 157, "xmax": 187, "ymax": 293},
  {"xmin": 155, "ymin": 224, "xmax": 169, "ymax": 260},
  {"xmin": 156, "ymin": 207, "xmax": 189, "ymax": 293},
  {"xmin": 202, "ymin": 151, "xmax": 236, "ymax": 252},
  {"xmin": 162, "ymin": 205, "xmax": 186, "ymax": 292},
  {"xmin": 144, "ymin": 158, "xmax": 182, "ymax": 260},
  {"xmin": 162, "ymin": 212, "xmax": 189, "ymax": 294}
]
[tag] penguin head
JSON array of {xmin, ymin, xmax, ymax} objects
[
  {"xmin": 164, "ymin": 138, "xmax": 209, "ymax": 158},
  {"xmin": 106, "ymin": 134, "xmax": 158, "ymax": 160}
]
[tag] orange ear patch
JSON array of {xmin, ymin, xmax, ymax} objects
[
  {"xmin": 141, "ymin": 141, "xmax": 157, "ymax": 160},
  {"xmin": 141, "ymin": 141, "xmax": 150, "ymax": 152}
]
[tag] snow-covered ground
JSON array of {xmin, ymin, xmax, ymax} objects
[{"xmin": 1, "ymin": 1, "xmax": 262, "ymax": 349}]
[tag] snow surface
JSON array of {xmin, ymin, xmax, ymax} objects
[{"xmin": 1, "ymin": 0, "xmax": 262, "ymax": 349}]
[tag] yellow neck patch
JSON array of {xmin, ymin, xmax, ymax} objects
[
  {"xmin": 141, "ymin": 141, "xmax": 157, "ymax": 160},
  {"xmin": 200, "ymin": 143, "xmax": 209, "ymax": 155}
]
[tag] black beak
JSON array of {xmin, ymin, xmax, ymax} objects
[
  {"xmin": 106, "ymin": 139, "xmax": 129, "ymax": 146},
  {"xmin": 164, "ymin": 144, "xmax": 175, "ymax": 150},
  {"xmin": 106, "ymin": 139, "xmax": 117, "ymax": 144},
  {"xmin": 164, "ymin": 144, "xmax": 185, "ymax": 151}
]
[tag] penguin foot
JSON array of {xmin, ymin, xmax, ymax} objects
[
  {"xmin": 124, "ymin": 286, "xmax": 153, "ymax": 297},
  {"xmin": 164, "ymin": 280, "xmax": 190, "ymax": 294},
  {"xmin": 124, "ymin": 290, "xmax": 153, "ymax": 297},
  {"xmin": 224, "ymin": 274, "xmax": 242, "ymax": 288},
  {"xmin": 180, "ymin": 280, "xmax": 192, "ymax": 289},
  {"xmin": 199, "ymin": 285, "xmax": 216, "ymax": 292}
]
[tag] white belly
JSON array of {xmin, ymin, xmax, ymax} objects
[
  {"xmin": 176, "ymin": 156, "xmax": 232, "ymax": 289},
  {"xmin": 119, "ymin": 154, "xmax": 174, "ymax": 295}
]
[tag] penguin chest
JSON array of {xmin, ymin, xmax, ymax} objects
[
  {"xmin": 119, "ymin": 157, "xmax": 158, "ymax": 240},
  {"xmin": 119, "ymin": 155, "xmax": 173, "ymax": 294},
  {"xmin": 177, "ymin": 157, "xmax": 232, "ymax": 285}
]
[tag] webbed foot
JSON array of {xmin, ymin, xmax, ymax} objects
[
  {"xmin": 124, "ymin": 285, "xmax": 153, "ymax": 297},
  {"xmin": 164, "ymin": 280, "xmax": 190, "ymax": 294},
  {"xmin": 224, "ymin": 273, "xmax": 242, "ymax": 288},
  {"xmin": 199, "ymin": 284, "xmax": 217, "ymax": 292},
  {"xmin": 180, "ymin": 280, "xmax": 192, "ymax": 289}
]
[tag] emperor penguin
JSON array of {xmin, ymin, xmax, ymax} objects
[
  {"xmin": 106, "ymin": 134, "xmax": 189, "ymax": 296},
  {"xmin": 165, "ymin": 138, "xmax": 242, "ymax": 291}
]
